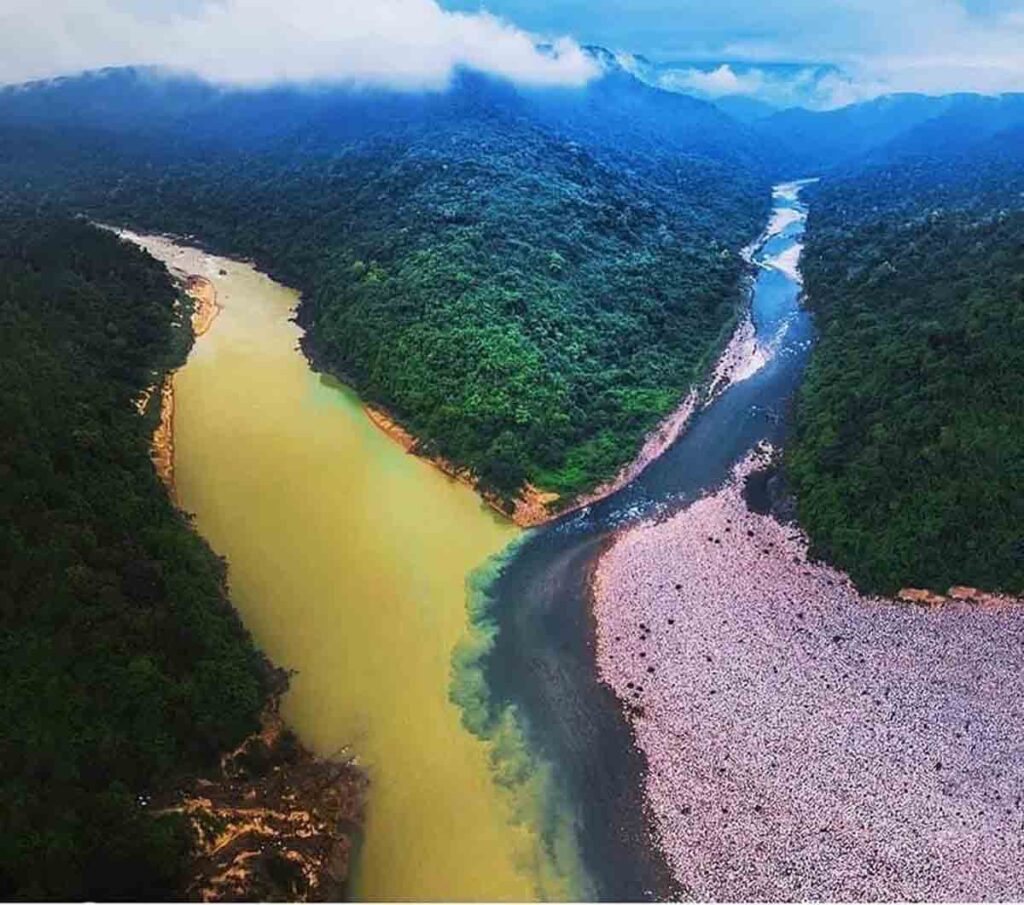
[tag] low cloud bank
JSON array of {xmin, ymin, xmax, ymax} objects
[
  {"xmin": 656, "ymin": 63, "xmax": 847, "ymax": 108},
  {"xmin": 625, "ymin": 55, "xmax": 1023, "ymax": 112},
  {"xmin": 615, "ymin": 57, "xmax": 875, "ymax": 112},
  {"xmin": 0, "ymin": 0, "xmax": 599, "ymax": 89}
]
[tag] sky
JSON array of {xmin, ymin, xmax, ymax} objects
[
  {"xmin": 0, "ymin": 0, "xmax": 598, "ymax": 89},
  {"xmin": 445, "ymin": 0, "xmax": 1024, "ymax": 104},
  {"xmin": 2, "ymin": 0, "xmax": 1024, "ymax": 106}
]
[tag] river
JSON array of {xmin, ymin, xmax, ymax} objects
[
  {"xmin": 123, "ymin": 178, "xmax": 809, "ymax": 901},
  {"xmin": 478, "ymin": 180, "xmax": 815, "ymax": 899},
  {"xmin": 122, "ymin": 233, "xmax": 584, "ymax": 901}
]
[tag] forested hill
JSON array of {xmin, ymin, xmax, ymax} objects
[
  {"xmin": 790, "ymin": 129, "xmax": 1024, "ymax": 595},
  {"xmin": 755, "ymin": 91, "xmax": 1024, "ymax": 177},
  {"xmin": 0, "ymin": 212, "xmax": 271, "ymax": 897},
  {"xmin": 0, "ymin": 63, "xmax": 771, "ymax": 504}
]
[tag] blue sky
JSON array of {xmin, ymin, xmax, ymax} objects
[
  {"xmin": 441, "ymin": 0, "xmax": 1024, "ymax": 102},
  {"xmin": 3, "ymin": 0, "xmax": 1024, "ymax": 102},
  {"xmin": 441, "ymin": 0, "xmax": 1024, "ymax": 63}
]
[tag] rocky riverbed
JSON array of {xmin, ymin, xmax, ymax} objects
[{"xmin": 594, "ymin": 445, "xmax": 1024, "ymax": 900}]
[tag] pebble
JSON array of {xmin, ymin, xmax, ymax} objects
[{"xmin": 593, "ymin": 446, "xmax": 1024, "ymax": 900}]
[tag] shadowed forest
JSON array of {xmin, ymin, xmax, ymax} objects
[{"xmin": 0, "ymin": 214, "xmax": 271, "ymax": 899}]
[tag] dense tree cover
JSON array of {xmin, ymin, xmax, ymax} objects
[
  {"xmin": 0, "ymin": 213, "xmax": 270, "ymax": 899},
  {"xmin": 791, "ymin": 140, "xmax": 1024, "ymax": 595},
  {"xmin": 0, "ymin": 65, "xmax": 769, "ymax": 501}
]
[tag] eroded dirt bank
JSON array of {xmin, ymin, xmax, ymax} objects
[
  {"xmin": 166, "ymin": 690, "xmax": 367, "ymax": 902},
  {"xmin": 122, "ymin": 233, "xmax": 368, "ymax": 901},
  {"xmin": 149, "ymin": 275, "xmax": 220, "ymax": 490},
  {"xmin": 363, "ymin": 404, "xmax": 559, "ymax": 526}
]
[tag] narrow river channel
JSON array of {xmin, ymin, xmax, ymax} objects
[
  {"xmin": 478, "ymin": 181, "xmax": 815, "ymax": 899},
  {"xmin": 124, "ymin": 178, "xmax": 809, "ymax": 901}
]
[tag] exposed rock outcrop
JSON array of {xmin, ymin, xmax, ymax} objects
[{"xmin": 167, "ymin": 703, "xmax": 366, "ymax": 902}]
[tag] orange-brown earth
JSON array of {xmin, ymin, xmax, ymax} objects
[
  {"xmin": 364, "ymin": 405, "xmax": 559, "ymax": 526},
  {"xmin": 164, "ymin": 695, "xmax": 366, "ymax": 902},
  {"xmin": 363, "ymin": 306, "xmax": 767, "ymax": 528},
  {"xmin": 148, "ymin": 275, "xmax": 221, "ymax": 492}
]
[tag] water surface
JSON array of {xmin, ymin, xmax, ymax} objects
[
  {"xmin": 130, "ymin": 177, "xmax": 810, "ymax": 900},
  {"xmin": 134, "ymin": 237, "xmax": 572, "ymax": 900},
  {"xmin": 478, "ymin": 182, "xmax": 815, "ymax": 899}
]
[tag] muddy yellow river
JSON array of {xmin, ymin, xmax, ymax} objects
[{"xmin": 125, "ymin": 233, "xmax": 565, "ymax": 900}]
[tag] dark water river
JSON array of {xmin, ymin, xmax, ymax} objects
[{"xmin": 477, "ymin": 181, "xmax": 816, "ymax": 899}]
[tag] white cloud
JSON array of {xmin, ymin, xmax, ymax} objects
[
  {"xmin": 644, "ymin": 0, "xmax": 1024, "ymax": 112},
  {"xmin": 710, "ymin": 0, "xmax": 1024, "ymax": 103},
  {"xmin": 662, "ymin": 64, "xmax": 765, "ymax": 97},
  {"xmin": 598, "ymin": 0, "xmax": 1024, "ymax": 106},
  {"xmin": 0, "ymin": 0, "xmax": 599, "ymax": 89},
  {"xmin": 651, "ymin": 63, "xmax": 857, "ymax": 110}
]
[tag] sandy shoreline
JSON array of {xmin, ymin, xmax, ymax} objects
[
  {"xmin": 116, "ymin": 230, "xmax": 222, "ymax": 492},
  {"xmin": 116, "ymin": 215, "xmax": 773, "ymax": 529},
  {"xmin": 363, "ymin": 404, "xmax": 559, "ymax": 527},
  {"xmin": 365, "ymin": 295, "xmax": 770, "ymax": 528},
  {"xmin": 152, "ymin": 275, "xmax": 220, "ymax": 492},
  {"xmin": 186, "ymin": 274, "xmax": 220, "ymax": 338},
  {"xmin": 593, "ymin": 447, "xmax": 1024, "ymax": 899},
  {"xmin": 150, "ymin": 378, "xmax": 176, "ymax": 489},
  {"xmin": 765, "ymin": 243, "xmax": 804, "ymax": 283},
  {"xmin": 568, "ymin": 308, "xmax": 769, "ymax": 518},
  {"xmin": 363, "ymin": 296, "xmax": 771, "ymax": 529},
  {"xmin": 165, "ymin": 701, "xmax": 366, "ymax": 901}
]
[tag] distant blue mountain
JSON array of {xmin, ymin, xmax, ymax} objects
[
  {"xmin": 754, "ymin": 91, "xmax": 1024, "ymax": 176},
  {"xmin": 0, "ymin": 59, "xmax": 773, "ymax": 503},
  {"xmin": 615, "ymin": 55, "xmax": 848, "ymax": 118},
  {"xmin": 0, "ymin": 56, "xmax": 769, "ymax": 171}
]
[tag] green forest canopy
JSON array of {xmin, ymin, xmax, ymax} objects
[
  {"xmin": 0, "ymin": 67, "xmax": 770, "ymax": 504},
  {"xmin": 0, "ymin": 213, "xmax": 270, "ymax": 899},
  {"xmin": 791, "ymin": 147, "xmax": 1024, "ymax": 595}
]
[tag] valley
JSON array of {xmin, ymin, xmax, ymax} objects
[{"xmin": 2, "ymin": 28, "xmax": 1024, "ymax": 902}]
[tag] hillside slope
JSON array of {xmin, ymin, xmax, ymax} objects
[
  {"xmin": 757, "ymin": 91, "xmax": 1024, "ymax": 176},
  {"xmin": 0, "ymin": 213, "xmax": 271, "ymax": 898},
  {"xmin": 0, "ymin": 65, "xmax": 771, "ymax": 505},
  {"xmin": 790, "ymin": 129, "xmax": 1024, "ymax": 594}
]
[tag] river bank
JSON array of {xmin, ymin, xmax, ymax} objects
[
  {"xmin": 117, "ymin": 231, "xmax": 368, "ymax": 900},
  {"xmin": 536, "ymin": 182, "xmax": 813, "ymax": 523},
  {"xmin": 152, "ymin": 276, "xmax": 220, "ymax": 489},
  {"xmin": 593, "ymin": 445, "xmax": 1024, "ymax": 899},
  {"xmin": 568, "ymin": 307, "xmax": 769, "ymax": 519},
  {"xmin": 296, "ymin": 207, "xmax": 783, "ymax": 529},
  {"xmin": 165, "ymin": 688, "xmax": 367, "ymax": 902},
  {"xmin": 355, "ymin": 309, "xmax": 764, "ymax": 528},
  {"xmin": 117, "ymin": 231, "xmax": 221, "ymax": 492},
  {"xmin": 362, "ymin": 404, "xmax": 559, "ymax": 526}
]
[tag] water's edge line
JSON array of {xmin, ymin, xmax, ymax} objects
[
  {"xmin": 584, "ymin": 181, "xmax": 813, "ymax": 894},
  {"xmin": 449, "ymin": 534, "xmax": 595, "ymax": 900}
]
